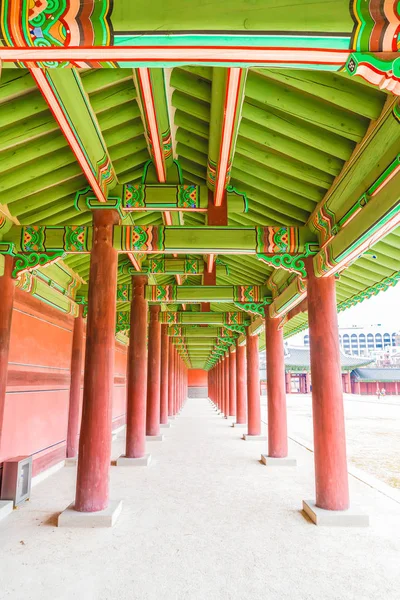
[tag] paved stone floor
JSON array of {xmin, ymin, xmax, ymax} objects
[{"xmin": 1, "ymin": 398, "xmax": 400, "ymax": 599}]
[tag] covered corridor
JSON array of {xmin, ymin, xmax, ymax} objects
[{"xmin": 0, "ymin": 397, "xmax": 399, "ymax": 600}]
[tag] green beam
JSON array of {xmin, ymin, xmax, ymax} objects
[
  {"xmin": 159, "ymin": 312, "xmax": 249, "ymax": 326},
  {"xmin": 145, "ymin": 284, "xmax": 268, "ymax": 304},
  {"xmin": 3, "ymin": 225, "xmax": 316, "ymax": 256},
  {"xmin": 30, "ymin": 68, "xmax": 117, "ymax": 203}
]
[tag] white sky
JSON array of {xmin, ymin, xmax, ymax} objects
[{"xmin": 290, "ymin": 284, "xmax": 400, "ymax": 345}]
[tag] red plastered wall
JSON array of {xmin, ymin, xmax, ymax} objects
[
  {"xmin": 188, "ymin": 369, "xmax": 208, "ymax": 387},
  {"xmin": 0, "ymin": 289, "xmax": 128, "ymax": 478}
]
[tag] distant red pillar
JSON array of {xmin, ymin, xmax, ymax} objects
[
  {"xmin": 305, "ymin": 372, "xmax": 311, "ymax": 393},
  {"xmin": 168, "ymin": 339, "xmax": 174, "ymax": 416},
  {"xmin": 229, "ymin": 347, "xmax": 237, "ymax": 417},
  {"xmin": 146, "ymin": 305, "xmax": 161, "ymax": 436},
  {"xmin": 217, "ymin": 360, "xmax": 222, "ymax": 410},
  {"xmin": 174, "ymin": 348, "xmax": 179, "ymax": 414},
  {"xmin": 265, "ymin": 312, "xmax": 288, "ymax": 458},
  {"xmin": 160, "ymin": 324, "xmax": 169, "ymax": 424},
  {"xmin": 0, "ymin": 255, "xmax": 15, "ymax": 452},
  {"xmin": 246, "ymin": 330, "xmax": 261, "ymax": 436},
  {"xmin": 125, "ymin": 276, "xmax": 148, "ymax": 458},
  {"xmin": 67, "ymin": 304, "xmax": 84, "ymax": 458},
  {"xmin": 344, "ymin": 371, "xmax": 351, "ymax": 394},
  {"xmin": 306, "ymin": 259, "xmax": 349, "ymax": 511},
  {"xmin": 236, "ymin": 340, "xmax": 247, "ymax": 424},
  {"xmin": 75, "ymin": 210, "xmax": 119, "ymax": 512},
  {"xmin": 224, "ymin": 353, "xmax": 230, "ymax": 417},
  {"xmin": 285, "ymin": 372, "xmax": 292, "ymax": 394},
  {"xmin": 354, "ymin": 380, "xmax": 361, "ymax": 395}
]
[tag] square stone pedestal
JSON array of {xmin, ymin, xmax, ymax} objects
[
  {"xmin": 146, "ymin": 434, "xmax": 164, "ymax": 442},
  {"xmin": 65, "ymin": 457, "xmax": 77, "ymax": 467},
  {"xmin": 0, "ymin": 500, "xmax": 13, "ymax": 522},
  {"xmin": 242, "ymin": 434, "xmax": 267, "ymax": 441},
  {"xmin": 116, "ymin": 454, "xmax": 151, "ymax": 467},
  {"xmin": 160, "ymin": 423, "xmax": 172, "ymax": 429},
  {"xmin": 261, "ymin": 455, "xmax": 297, "ymax": 466},
  {"xmin": 232, "ymin": 422, "xmax": 246, "ymax": 428},
  {"xmin": 169, "ymin": 416, "xmax": 176, "ymax": 420},
  {"xmin": 58, "ymin": 500, "xmax": 123, "ymax": 528},
  {"xmin": 302, "ymin": 500, "xmax": 369, "ymax": 527}
]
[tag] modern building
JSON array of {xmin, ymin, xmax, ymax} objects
[{"xmin": 303, "ymin": 325, "xmax": 399, "ymax": 358}]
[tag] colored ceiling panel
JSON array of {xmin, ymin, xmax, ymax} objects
[{"xmin": 1, "ymin": 64, "xmax": 398, "ymax": 369}]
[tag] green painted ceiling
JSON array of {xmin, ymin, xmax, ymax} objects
[{"xmin": 0, "ymin": 66, "xmax": 398, "ymax": 369}]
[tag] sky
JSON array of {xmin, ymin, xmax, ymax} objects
[{"xmin": 290, "ymin": 283, "xmax": 400, "ymax": 345}]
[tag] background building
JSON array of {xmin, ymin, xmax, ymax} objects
[{"xmin": 301, "ymin": 325, "xmax": 399, "ymax": 362}]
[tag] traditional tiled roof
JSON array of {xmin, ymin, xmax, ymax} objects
[
  {"xmin": 283, "ymin": 346, "xmax": 373, "ymax": 372},
  {"xmin": 352, "ymin": 368, "xmax": 400, "ymax": 382}
]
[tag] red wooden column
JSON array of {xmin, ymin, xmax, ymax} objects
[
  {"xmin": 224, "ymin": 352, "xmax": 230, "ymax": 418},
  {"xmin": 67, "ymin": 304, "xmax": 84, "ymax": 458},
  {"xmin": 306, "ymin": 259, "xmax": 349, "ymax": 511},
  {"xmin": 174, "ymin": 347, "xmax": 179, "ymax": 414},
  {"xmin": 160, "ymin": 324, "xmax": 169, "ymax": 424},
  {"xmin": 124, "ymin": 276, "xmax": 148, "ymax": 459},
  {"xmin": 235, "ymin": 340, "xmax": 247, "ymax": 425},
  {"xmin": 264, "ymin": 312, "xmax": 289, "ymax": 459},
  {"xmin": 353, "ymin": 380, "xmax": 361, "ymax": 395},
  {"xmin": 75, "ymin": 210, "xmax": 119, "ymax": 513},
  {"xmin": 285, "ymin": 372, "xmax": 292, "ymax": 394},
  {"xmin": 168, "ymin": 339, "xmax": 175, "ymax": 416},
  {"xmin": 216, "ymin": 360, "xmax": 221, "ymax": 411},
  {"xmin": 0, "ymin": 255, "xmax": 15, "ymax": 452},
  {"xmin": 146, "ymin": 305, "xmax": 162, "ymax": 436},
  {"xmin": 305, "ymin": 372, "xmax": 310, "ymax": 393},
  {"xmin": 245, "ymin": 330, "xmax": 262, "ymax": 437},
  {"xmin": 229, "ymin": 346, "xmax": 237, "ymax": 417}
]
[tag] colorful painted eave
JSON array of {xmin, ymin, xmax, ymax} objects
[{"xmin": 1, "ymin": 1, "xmax": 400, "ymax": 367}]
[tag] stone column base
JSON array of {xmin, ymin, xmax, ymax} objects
[
  {"xmin": 58, "ymin": 500, "xmax": 123, "ymax": 528},
  {"xmin": 302, "ymin": 500, "xmax": 369, "ymax": 527},
  {"xmin": 169, "ymin": 415, "xmax": 176, "ymax": 420},
  {"xmin": 65, "ymin": 457, "xmax": 78, "ymax": 467},
  {"xmin": 232, "ymin": 422, "xmax": 246, "ymax": 428},
  {"xmin": 146, "ymin": 434, "xmax": 164, "ymax": 442},
  {"xmin": 160, "ymin": 423, "xmax": 172, "ymax": 428},
  {"xmin": 261, "ymin": 455, "xmax": 297, "ymax": 466},
  {"xmin": 116, "ymin": 454, "xmax": 151, "ymax": 467},
  {"xmin": 242, "ymin": 434, "xmax": 267, "ymax": 441},
  {"xmin": 0, "ymin": 500, "xmax": 13, "ymax": 522}
]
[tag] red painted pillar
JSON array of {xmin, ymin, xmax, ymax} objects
[
  {"xmin": 344, "ymin": 371, "xmax": 351, "ymax": 394},
  {"xmin": 229, "ymin": 347, "xmax": 237, "ymax": 417},
  {"xmin": 146, "ymin": 305, "xmax": 161, "ymax": 435},
  {"xmin": 217, "ymin": 360, "xmax": 221, "ymax": 410},
  {"xmin": 265, "ymin": 312, "xmax": 288, "ymax": 458},
  {"xmin": 246, "ymin": 330, "xmax": 261, "ymax": 436},
  {"xmin": 354, "ymin": 380, "xmax": 361, "ymax": 395},
  {"xmin": 0, "ymin": 255, "xmax": 15, "ymax": 452},
  {"xmin": 224, "ymin": 353, "xmax": 230, "ymax": 417},
  {"xmin": 160, "ymin": 324, "xmax": 169, "ymax": 424},
  {"xmin": 285, "ymin": 372, "xmax": 292, "ymax": 394},
  {"xmin": 236, "ymin": 340, "xmax": 247, "ymax": 424},
  {"xmin": 306, "ymin": 372, "xmax": 311, "ymax": 393},
  {"xmin": 75, "ymin": 210, "xmax": 119, "ymax": 512},
  {"xmin": 174, "ymin": 348, "xmax": 179, "ymax": 414},
  {"xmin": 125, "ymin": 276, "xmax": 148, "ymax": 458},
  {"xmin": 168, "ymin": 339, "xmax": 175, "ymax": 416},
  {"xmin": 395, "ymin": 381, "xmax": 398, "ymax": 396},
  {"xmin": 306, "ymin": 260, "xmax": 349, "ymax": 511},
  {"xmin": 67, "ymin": 304, "xmax": 84, "ymax": 458}
]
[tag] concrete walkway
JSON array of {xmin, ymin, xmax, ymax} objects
[{"xmin": 1, "ymin": 398, "xmax": 400, "ymax": 599}]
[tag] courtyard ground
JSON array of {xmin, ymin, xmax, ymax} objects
[
  {"xmin": 0, "ymin": 397, "xmax": 400, "ymax": 600},
  {"xmin": 262, "ymin": 393, "xmax": 400, "ymax": 490}
]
